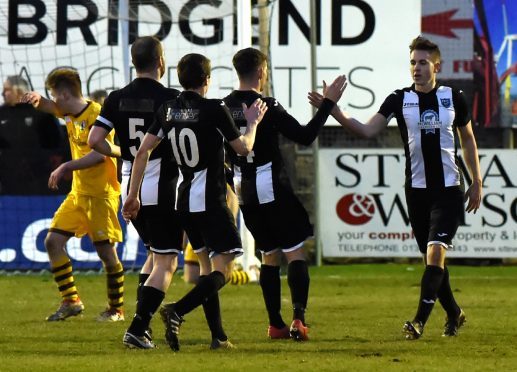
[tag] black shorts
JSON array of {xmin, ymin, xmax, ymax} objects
[
  {"xmin": 131, "ymin": 204, "xmax": 183, "ymax": 255},
  {"xmin": 178, "ymin": 205, "xmax": 243, "ymax": 257},
  {"xmin": 240, "ymin": 194, "xmax": 313, "ymax": 254},
  {"xmin": 405, "ymin": 186, "xmax": 464, "ymax": 254}
]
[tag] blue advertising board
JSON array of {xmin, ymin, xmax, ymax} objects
[{"xmin": 0, "ymin": 196, "xmax": 174, "ymax": 271}]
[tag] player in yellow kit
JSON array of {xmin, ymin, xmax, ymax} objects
[{"xmin": 22, "ymin": 68, "xmax": 125, "ymax": 322}]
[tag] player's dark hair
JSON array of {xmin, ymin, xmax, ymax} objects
[
  {"xmin": 177, "ymin": 53, "xmax": 211, "ymax": 90},
  {"xmin": 409, "ymin": 36, "xmax": 441, "ymax": 62},
  {"xmin": 45, "ymin": 68, "xmax": 82, "ymax": 97},
  {"xmin": 232, "ymin": 48, "xmax": 267, "ymax": 80},
  {"xmin": 131, "ymin": 36, "xmax": 163, "ymax": 72}
]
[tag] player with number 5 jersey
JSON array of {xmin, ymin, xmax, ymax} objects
[{"xmin": 88, "ymin": 36, "xmax": 183, "ymax": 349}]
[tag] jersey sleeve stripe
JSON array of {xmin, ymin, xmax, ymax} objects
[{"xmin": 95, "ymin": 115, "xmax": 114, "ymax": 129}]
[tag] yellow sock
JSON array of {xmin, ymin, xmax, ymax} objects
[
  {"xmin": 230, "ymin": 270, "xmax": 250, "ymax": 285},
  {"xmin": 51, "ymin": 256, "xmax": 79, "ymax": 301},
  {"xmin": 105, "ymin": 262, "xmax": 124, "ymax": 310}
]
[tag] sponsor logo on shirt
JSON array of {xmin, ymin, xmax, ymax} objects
[
  {"xmin": 230, "ymin": 108, "xmax": 245, "ymax": 120},
  {"xmin": 167, "ymin": 108, "xmax": 199, "ymax": 122},
  {"xmin": 418, "ymin": 110, "xmax": 442, "ymax": 134},
  {"xmin": 403, "ymin": 102, "xmax": 419, "ymax": 108}
]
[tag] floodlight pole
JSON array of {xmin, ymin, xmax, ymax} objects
[
  {"xmin": 120, "ymin": 0, "xmax": 130, "ymax": 85},
  {"xmin": 258, "ymin": 0, "xmax": 271, "ymax": 96},
  {"xmin": 236, "ymin": 0, "xmax": 254, "ymax": 274},
  {"xmin": 237, "ymin": 0, "xmax": 252, "ymax": 49},
  {"xmin": 309, "ymin": 0, "xmax": 322, "ymax": 266}
]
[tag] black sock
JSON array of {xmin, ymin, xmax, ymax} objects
[
  {"xmin": 287, "ymin": 260, "xmax": 310, "ymax": 324},
  {"xmin": 415, "ymin": 265, "xmax": 444, "ymax": 325},
  {"xmin": 259, "ymin": 265, "xmax": 286, "ymax": 329},
  {"xmin": 437, "ymin": 266, "xmax": 461, "ymax": 319},
  {"xmin": 137, "ymin": 273, "xmax": 150, "ymax": 304},
  {"xmin": 199, "ymin": 275, "xmax": 227, "ymax": 341},
  {"xmin": 128, "ymin": 285, "xmax": 164, "ymax": 337},
  {"xmin": 175, "ymin": 271, "xmax": 226, "ymax": 317}
]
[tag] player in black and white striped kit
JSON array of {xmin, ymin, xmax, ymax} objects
[
  {"xmin": 88, "ymin": 36, "xmax": 182, "ymax": 349},
  {"xmin": 309, "ymin": 36, "xmax": 482, "ymax": 340},
  {"xmin": 224, "ymin": 47, "xmax": 346, "ymax": 341},
  {"xmin": 122, "ymin": 53, "xmax": 268, "ymax": 351}
]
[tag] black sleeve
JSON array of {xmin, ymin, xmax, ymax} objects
[
  {"xmin": 377, "ymin": 91, "xmax": 401, "ymax": 121},
  {"xmin": 36, "ymin": 112, "xmax": 62, "ymax": 149},
  {"xmin": 94, "ymin": 93, "xmax": 116, "ymax": 131},
  {"xmin": 225, "ymin": 162, "xmax": 235, "ymax": 190},
  {"xmin": 148, "ymin": 104, "xmax": 167, "ymax": 137},
  {"xmin": 272, "ymin": 98, "xmax": 335, "ymax": 146},
  {"xmin": 214, "ymin": 100, "xmax": 240, "ymax": 142},
  {"xmin": 452, "ymin": 89, "xmax": 470, "ymax": 127}
]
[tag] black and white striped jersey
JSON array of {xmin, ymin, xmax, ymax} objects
[
  {"xmin": 223, "ymin": 90, "xmax": 334, "ymax": 206},
  {"xmin": 378, "ymin": 84, "xmax": 469, "ymax": 190},
  {"xmin": 148, "ymin": 91, "xmax": 241, "ymax": 212},
  {"xmin": 94, "ymin": 78, "xmax": 180, "ymax": 206}
]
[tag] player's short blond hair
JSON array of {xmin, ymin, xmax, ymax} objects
[{"xmin": 45, "ymin": 68, "xmax": 82, "ymax": 97}]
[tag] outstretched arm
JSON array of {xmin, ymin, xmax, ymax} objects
[
  {"xmin": 457, "ymin": 122, "xmax": 482, "ymax": 213},
  {"xmin": 308, "ymin": 78, "xmax": 387, "ymax": 138},
  {"xmin": 21, "ymin": 91, "xmax": 61, "ymax": 117},
  {"xmin": 277, "ymin": 75, "xmax": 347, "ymax": 146},
  {"xmin": 88, "ymin": 125, "xmax": 121, "ymax": 157},
  {"xmin": 48, "ymin": 150, "xmax": 105, "ymax": 190},
  {"xmin": 331, "ymin": 110, "xmax": 388, "ymax": 138}
]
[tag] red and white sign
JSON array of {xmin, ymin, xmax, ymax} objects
[
  {"xmin": 318, "ymin": 149, "xmax": 517, "ymax": 258},
  {"xmin": 422, "ymin": 0, "xmax": 473, "ymax": 79}
]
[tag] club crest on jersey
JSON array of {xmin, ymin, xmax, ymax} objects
[
  {"xmin": 76, "ymin": 120, "xmax": 86, "ymax": 131},
  {"xmin": 440, "ymin": 98, "xmax": 451, "ymax": 108},
  {"xmin": 418, "ymin": 110, "xmax": 441, "ymax": 134}
]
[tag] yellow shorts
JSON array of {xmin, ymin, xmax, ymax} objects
[
  {"xmin": 183, "ymin": 243, "xmax": 199, "ymax": 265},
  {"xmin": 49, "ymin": 193, "xmax": 123, "ymax": 244}
]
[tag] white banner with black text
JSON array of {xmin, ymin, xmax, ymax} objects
[{"xmin": 318, "ymin": 149, "xmax": 517, "ymax": 258}]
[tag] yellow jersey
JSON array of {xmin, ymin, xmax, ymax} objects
[{"xmin": 63, "ymin": 101, "xmax": 120, "ymax": 198}]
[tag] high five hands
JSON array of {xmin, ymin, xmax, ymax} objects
[{"xmin": 308, "ymin": 75, "xmax": 348, "ymax": 108}]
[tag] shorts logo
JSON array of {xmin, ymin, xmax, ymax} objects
[
  {"xmin": 336, "ymin": 193, "xmax": 375, "ymax": 225},
  {"xmin": 437, "ymin": 232, "xmax": 447, "ymax": 237},
  {"xmin": 440, "ymin": 98, "xmax": 451, "ymax": 108}
]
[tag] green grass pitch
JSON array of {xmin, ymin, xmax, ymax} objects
[{"xmin": 1, "ymin": 264, "xmax": 516, "ymax": 371}]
